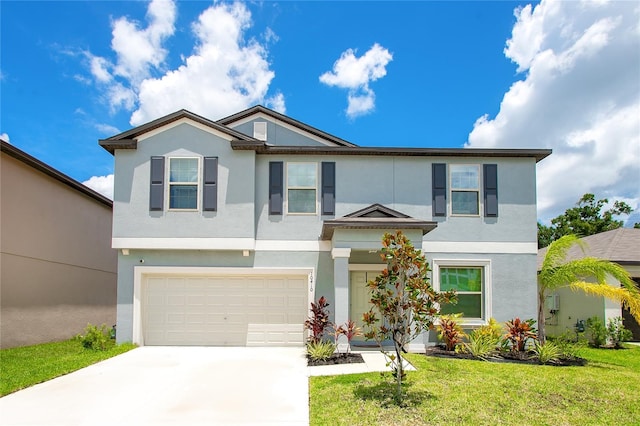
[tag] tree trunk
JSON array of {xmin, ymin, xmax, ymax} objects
[
  {"xmin": 393, "ymin": 337, "xmax": 404, "ymax": 403},
  {"xmin": 538, "ymin": 290, "xmax": 546, "ymax": 344}
]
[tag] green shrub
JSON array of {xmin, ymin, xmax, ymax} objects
[
  {"xmin": 474, "ymin": 317, "xmax": 503, "ymax": 345},
  {"xmin": 586, "ymin": 316, "xmax": 607, "ymax": 347},
  {"xmin": 307, "ymin": 340, "xmax": 336, "ymax": 361},
  {"xmin": 76, "ymin": 324, "xmax": 112, "ymax": 351},
  {"xmin": 549, "ymin": 332, "xmax": 586, "ymax": 359},
  {"xmin": 463, "ymin": 331, "xmax": 496, "ymax": 359},
  {"xmin": 607, "ymin": 317, "xmax": 632, "ymax": 348},
  {"xmin": 534, "ymin": 341, "xmax": 561, "ymax": 364}
]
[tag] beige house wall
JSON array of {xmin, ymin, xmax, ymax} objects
[{"xmin": 1, "ymin": 148, "xmax": 117, "ymax": 348}]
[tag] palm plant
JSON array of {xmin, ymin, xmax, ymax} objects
[{"xmin": 538, "ymin": 234, "xmax": 640, "ymax": 343}]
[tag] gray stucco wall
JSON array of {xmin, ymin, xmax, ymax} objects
[
  {"xmin": 115, "ymin": 249, "xmax": 333, "ymax": 343},
  {"xmin": 113, "ymin": 123, "xmax": 255, "ymax": 238},
  {"xmin": 254, "ymin": 155, "xmax": 538, "ymax": 244}
]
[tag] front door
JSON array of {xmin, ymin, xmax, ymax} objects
[{"xmin": 349, "ymin": 271, "xmax": 380, "ymax": 336}]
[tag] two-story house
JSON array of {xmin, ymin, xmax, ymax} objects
[{"xmin": 100, "ymin": 106, "xmax": 551, "ymax": 349}]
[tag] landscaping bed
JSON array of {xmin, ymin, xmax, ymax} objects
[
  {"xmin": 425, "ymin": 345, "xmax": 587, "ymax": 366},
  {"xmin": 307, "ymin": 352, "xmax": 364, "ymax": 366}
]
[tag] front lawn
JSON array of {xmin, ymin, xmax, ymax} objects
[
  {"xmin": 310, "ymin": 345, "xmax": 640, "ymax": 425},
  {"xmin": 0, "ymin": 339, "xmax": 136, "ymax": 396}
]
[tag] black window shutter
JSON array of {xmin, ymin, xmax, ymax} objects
[
  {"xmin": 203, "ymin": 157, "xmax": 218, "ymax": 211},
  {"xmin": 149, "ymin": 156, "xmax": 165, "ymax": 211},
  {"xmin": 269, "ymin": 161, "xmax": 283, "ymax": 215},
  {"xmin": 432, "ymin": 163, "xmax": 446, "ymax": 217},
  {"xmin": 484, "ymin": 164, "xmax": 498, "ymax": 217},
  {"xmin": 321, "ymin": 162, "xmax": 335, "ymax": 215}
]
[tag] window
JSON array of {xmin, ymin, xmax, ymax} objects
[
  {"xmin": 434, "ymin": 259, "xmax": 491, "ymax": 322},
  {"xmin": 287, "ymin": 163, "xmax": 317, "ymax": 214},
  {"xmin": 450, "ymin": 165, "xmax": 479, "ymax": 215},
  {"xmin": 169, "ymin": 157, "xmax": 199, "ymax": 210},
  {"xmin": 439, "ymin": 267, "xmax": 483, "ymax": 318}
]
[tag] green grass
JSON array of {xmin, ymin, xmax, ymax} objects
[
  {"xmin": 0, "ymin": 339, "xmax": 136, "ymax": 396},
  {"xmin": 310, "ymin": 345, "xmax": 640, "ymax": 426}
]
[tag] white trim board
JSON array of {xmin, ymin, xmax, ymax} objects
[
  {"xmin": 423, "ymin": 241, "xmax": 537, "ymax": 254},
  {"xmin": 113, "ymin": 238, "xmax": 332, "ymax": 252}
]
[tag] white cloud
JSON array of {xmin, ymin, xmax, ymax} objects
[
  {"xmin": 130, "ymin": 1, "xmax": 279, "ymax": 125},
  {"xmin": 95, "ymin": 123, "xmax": 121, "ymax": 135},
  {"xmin": 467, "ymin": 0, "xmax": 640, "ymax": 223},
  {"xmin": 83, "ymin": 174, "xmax": 114, "ymax": 199},
  {"xmin": 320, "ymin": 43, "xmax": 393, "ymax": 118},
  {"xmin": 110, "ymin": 0, "xmax": 176, "ymax": 83},
  {"xmin": 84, "ymin": 1, "xmax": 283, "ymax": 125},
  {"xmin": 266, "ymin": 92, "xmax": 286, "ymax": 114},
  {"xmin": 0, "ymin": 133, "xmax": 10, "ymax": 142}
]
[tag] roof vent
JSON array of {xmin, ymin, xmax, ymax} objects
[{"xmin": 253, "ymin": 122, "xmax": 267, "ymax": 141}]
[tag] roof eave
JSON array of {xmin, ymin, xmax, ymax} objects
[
  {"xmin": 99, "ymin": 138, "xmax": 137, "ymax": 154},
  {"xmin": 320, "ymin": 219, "xmax": 438, "ymax": 240},
  {"xmin": 1, "ymin": 140, "xmax": 112, "ymax": 208},
  {"xmin": 100, "ymin": 109, "xmax": 258, "ymax": 155},
  {"xmin": 232, "ymin": 144, "xmax": 552, "ymax": 162}
]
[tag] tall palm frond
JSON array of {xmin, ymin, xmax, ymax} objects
[
  {"xmin": 570, "ymin": 281, "xmax": 640, "ymax": 323},
  {"xmin": 537, "ymin": 234, "xmax": 640, "ymax": 343}
]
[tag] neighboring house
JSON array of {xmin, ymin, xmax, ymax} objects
[
  {"xmin": 0, "ymin": 140, "xmax": 117, "ymax": 348},
  {"xmin": 99, "ymin": 106, "xmax": 551, "ymax": 350},
  {"xmin": 538, "ymin": 228, "xmax": 640, "ymax": 341}
]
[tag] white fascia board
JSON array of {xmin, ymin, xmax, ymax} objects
[
  {"xmin": 113, "ymin": 238, "xmax": 332, "ymax": 252},
  {"xmin": 255, "ymin": 240, "xmax": 332, "ymax": 251},
  {"xmin": 423, "ymin": 241, "xmax": 537, "ymax": 254},
  {"xmin": 136, "ymin": 118, "xmax": 236, "ymax": 142},
  {"xmin": 113, "ymin": 238, "xmax": 256, "ymax": 250},
  {"xmin": 226, "ymin": 112, "xmax": 340, "ymax": 147}
]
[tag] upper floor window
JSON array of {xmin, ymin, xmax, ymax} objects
[
  {"xmin": 169, "ymin": 157, "xmax": 199, "ymax": 210},
  {"xmin": 450, "ymin": 165, "xmax": 479, "ymax": 215},
  {"xmin": 287, "ymin": 162, "xmax": 317, "ymax": 214}
]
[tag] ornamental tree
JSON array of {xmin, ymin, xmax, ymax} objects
[{"xmin": 362, "ymin": 231, "xmax": 456, "ymax": 402}]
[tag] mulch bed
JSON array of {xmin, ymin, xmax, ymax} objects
[
  {"xmin": 425, "ymin": 346, "xmax": 587, "ymax": 367},
  {"xmin": 307, "ymin": 352, "xmax": 365, "ymax": 367}
]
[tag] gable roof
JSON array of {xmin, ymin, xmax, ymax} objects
[
  {"xmin": 99, "ymin": 109, "xmax": 258, "ymax": 154},
  {"xmin": 320, "ymin": 204, "xmax": 437, "ymax": 240},
  {"xmin": 99, "ymin": 106, "xmax": 552, "ymax": 162},
  {"xmin": 217, "ymin": 105, "xmax": 358, "ymax": 148},
  {"xmin": 537, "ymin": 228, "xmax": 640, "ymax": 270},
  {"xmin": 1, "ymin": 139, "xmax": 112, "ymax": 208}
]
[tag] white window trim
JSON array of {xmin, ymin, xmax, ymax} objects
[
  {"xmin": 449, "ymin": 164, "xmax": 481, "ymax": 217},
  {"xmin": 432, "ymin": 258, "xmax": 492, "ymax": 325},
  {"xmin": 167, "ymin": 156, "xmax": 201, "ymax": 212},
  {"xmin": 285, "ymin": 162, "xmax": 318, "ymax": 215}
]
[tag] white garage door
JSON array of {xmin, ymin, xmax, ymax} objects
[{"xmin": 142, "ymin": 274, "xmax": 308, "ymax": 346}]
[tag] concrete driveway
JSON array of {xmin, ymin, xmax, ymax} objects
[{"xmin": 0, "ymin": 347, "xmax": 309, "ymax": 426}]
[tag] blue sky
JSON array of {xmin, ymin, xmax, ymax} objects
[{"xmin": 2, "ymin": 0, "xmax": 639, "ymax": 224}]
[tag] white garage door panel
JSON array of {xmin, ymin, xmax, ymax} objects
[{"xmin": 143, "ymin": 274, "xmax": 307, "ymax": 346}]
